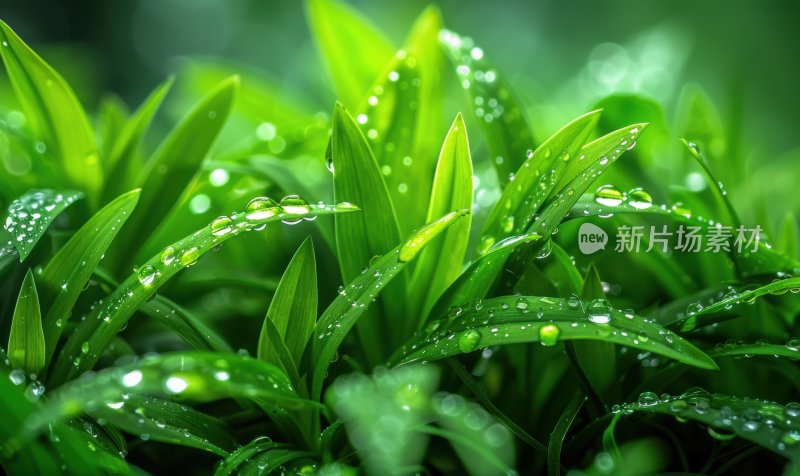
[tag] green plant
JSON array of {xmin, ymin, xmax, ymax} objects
[{"xmin": 1, "ymin": 1, "xmax": 799, "ymax": 474}]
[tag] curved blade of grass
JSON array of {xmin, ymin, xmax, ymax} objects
[
  {"xmin": 426, "ymin": 232, "xmax": 541, "ymax": 328},
  {"xmin": 4, "ymin": 189, "xmax": 83, "ymax": 260},
  {"xmin": 111, "ymin": 76, "xmax": 238, "ymax": 272},
  {"xmin": 311, "ymin": 209, "xmax": 469, "ymax": 399},
  {"xmin": 8, "ymin": 269, "xmax": 45, "ymax": 374},
  {"xmin": 421, "ymin": 423, "xmax": 513, "ymax": 476},
  {"xmin": 262, "ymin": 318, "xmax": 301, "ymax": 388},
  {"xmin": 409, "ymin": 114, "xmax": 473, "ymax": 328},
  {"xmin": 39, "ymin": 190, "xmax": 140, "ymax": 364},
  {"xmin": 102, "ymin": 78, "xmax": 174, "ymax": 203},
  {"xmin": 24, "ymin": 352, "xmax": 302, "ymax": 445},
  {"xmin": 681, "ymin": 139, "xmax": 741, "ymax": 228},
  {"xmin": 548, "ymin": 394, "xmax": 586, "ymax": 476},
  {"xmin": 480, "ymin": 111, "xmax": 599, "ymax": 251},
  {"xmin": 91, "ymin": 266, "xmax": 231, "ymax": 353},
  {"xmin": 96, "ymin": 94, "xmax": 129, "ymax": 161},
  {"xmin": 357, "ymin": 51, "xmax": 429, "ymax": 235},
  {"xmin": 223, "ymin": 447, "xmax": 312, "ymax": 475},
  {"xmin": 306, "ymin": 0, "xmax": 395, "ymax": 108},
  {"xmin": 49, "ymin": 200, "xmax": 358, "ymax": 386},
  {"xmin": 672, "ymin": 276, "xmax": 800, "ymax": 332},
  {"xmin": 777, "ymin": 212, "xmax": 798, "ymax": 259},
  {"xmin": 331, "ymin": 102, "xmax": 404, "ymax": 365},
  {"xmin": 439, "ymin": 29, "xmax": 534, "ymax": 185},
  {"xmin": 709, "ymin": 342, "xmax": 800, "ymax": 360},
  {"xmin": 258, "ymin": 237, "xmax": 317, "ymax": 368},
  {"xmin": 213, "ymin": 438, "xmax": 292, "ymax": 476},
  {"xmin": 620, "ymin": 391, "xmax": 800, "ymax": 460},
  {"xmin": 393, "ymin": 295, "xmax": 717, "ymax": 370},
  {"xmin": 0, "ymin": 21, "xmax": 102, "ymax": 205},
  {"xmin": 87, "ymin": 394, "xmax": 236, "ymax": 456}
]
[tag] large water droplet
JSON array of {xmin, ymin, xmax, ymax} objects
[
  {"xmin": 137, "ymin": 265, "xmax": 157, "ymax": 286},
  {"xmin": 245, "ymin": 197, "xmax": 279, "ymax": 221},
  {"xmin": 210, "ymin": 216, "xmax": 233, "ymax": 236},
  {"xmin": 161, "ymin": 246, "xmax": 177, "ymax": 265},
  {"xmin": 637, "ymin": 391, "xmax": 659, "ymax": 407},
  {"xmin": 588, "ymin": 299, "xmax": 612, "ymax": 324},
  {"xmin": 539, "ymin": 324, "xmax": 560, "ymax": 346},
  {"xmin": 594, "ymin": 185, "xmax": 624, "ymax": 206},
  {"xmin": 626, "ymin": 188, "xmax": 653, "ymax": 209},
  {"xmin": 458, "ymin": 330, "xmax": 481, "ymax": 353},
  {"xmin": 180, "ymin": 247, "xmax": 200, "ymax": 267}
]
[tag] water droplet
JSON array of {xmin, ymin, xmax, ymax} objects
[
  {"xmin": 161, "ymin": 246, "xmax": 177, "ymax": 265},
  {"xmin": 245, "ymin": 197, "xmax": 279, "ymax": 221},
  {"xmin": 458, "ymin": 330, "xmax": 481, "ymax": 353},
  {"xmin": 515, "ymin": 298, "xmax": 529, "ymax": 311},
  {"xmin": 638, "ymin": 391, "xmax": 659, "ymax": 407},
  {"xmin": 180, "ymin": 247, "xmax": 200, "ymax": 267},
  {"xmin": 164, "ymin": 376, "xmax": 188, "ymax": 394},
  {"xmin": 626, "ymin": 188, "xmax": 653, "ymax": 209},
  {"xmin": 9, "ymin": 369, "xmax": 25, "ymax": 385},
  {"xmin": 81, "ymin": 342, "xmax": 90, "ymax": 354},
  {"xmin": 137, "ymin": 264, "xmax": 157, "ymax": 286},
  {"xmin": 786, "ymin": 402, "xmax": 800, "ymax": 418},
  {"xmin": 477, "ymin": 235, "xmax": 495, "ymax": 255},
  {"xmin": 588, "ymin": 299, "xmax": 612, "ymax": 324},
  {"xmin": 210, "ymin": 216, "xmax": 233, "ymax": 236},
  {"xmin": 539, "ymin": 324, "xmax": 560, "ymax": 346},
  {"xmin": 594, "ymin": 185, "xmax": 624, "ymax": 206},
  {"xmin": 279, "ymin": 195, "xmax": 311, "ymax": 215},
  {"xmin": 686, "ymin": 302, "xmax": 704, "ymax": 316}
]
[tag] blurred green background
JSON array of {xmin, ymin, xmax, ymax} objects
[{"xmin": 3, "ymin": 0, "xmax": 799, "ymax": 159}]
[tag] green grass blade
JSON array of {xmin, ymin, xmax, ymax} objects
[
  {"xmin": 620, "ymin": 391, "xmax": 800, "ymax": 460},
  {"xmin": 102, "ymin": 77, "xmax": 174, "ymax": 203},
  {"xmin": 548, "ymin": 394, "xmax": 586, "ymax": 476},
  {"xmin": 311, "ymin": 209, "xmax": 469, "ymax": 400},
  {"xmin": 480, "ymin": 111, "xmax": 600, "ymax": 252},
  {"xmin": 8, "ymin": 269, "xmax": 45, "ymax": 374},
  {"xmin": 4, "ymin": 189, "xmax": 83, "ymax": 261},
  {"xmin": 776, "ymin": 212, "xmax": 798, "ymax": 259},
  {"xmin": 439, "ymin": 29, "xmax": 535, "ymax": 186},
  {"xmin": 394, "ymin": 295, "xmax": 717, "ymax": 370},
  {"xmin": 139, "ymin": 296, "xmax": 232, "ymax": 353},
  {"xmin": 0, "ymin": 21, "xmax": 103, "ymax": 205},
  {"xmin": 356, "ymin": 51, "xmax": 430, "ymax": 235},
  {"xmin": 672, "ymin": 276, "xmax": 800, "ymax": 332},
  {"xmin": 26, "ymin": 352, "xmax": 305, "ymax": 445},
  {"xmin": 39, "ymin": 189, "xmax": 141, "ymax": 365},
  {"xmin": 306, "ymin": 0, "xmax": 395, "ymax": 108},
  {"xmin": 213, "ymin": 438, "xmax": 289, "ymax": 476},
  {"xmin": 48, "ymin": 199, "xmax": 357, "ymax": 385},
  {"xmin": 258, "ymin": 237, "xmax": 317, "ymax": 368},
  {"xmin": 95, "ymin": 94, "xmax": 130, "ymax": 162},
  {"xmin": 111, "ymin": 75, "xmax": 239, "ymax": 272},
  {"xmin": 87, "ymin": 394, "xmax": 236, "ymax": 456},
  {"xmin": 426, "ymin": 232, "xmax": 541, "ymax": 327},
  {"xmin": 261, "ymin": 318, "xmax": 301, "ymax": 388},
  {"xmin": 409, "ymin": 114, "xmax": 473, "ymax": 327},
  {"xmin": 709, "ymin": 341, "xmax": 800, "ymax": 360},
  {"xmin": 681, "ymin": 138, "xmax": 741, "ymax": 228},
  {"xmin": 330, "ymin": 102, "xmax": 404, "ymax": 364}
]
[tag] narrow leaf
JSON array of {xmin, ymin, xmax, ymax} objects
[
  {"xmin": 306, "ymin": 0, "xmax": 395, "ymax": 108},
  {"xmin": 258, "ymin": 237, "xmax": 317, "ymax": 367},
  {"xmin": 87, "ymin": 394, "xmax": 236, "ymax": 456},
  {"xmin": 311, "ymin": 209, "xmax": 469, "ymax": 399},
  {"xmin": 8, "ymin": 269, "xmax": 45, "ymax": 374},
  {"xmin": 4, "ymin": 189, "xmax": 83, "ymax": 260},
  {"xmin": 39, "ymin": 189, "xmax": 141, "ymax": 364},
  {"xmin": 49, "ymin": 199, "xmax": 357, "ymax": 385},
  {"xmin": 0, "ymin": 21, "xmax": 103, "ymax": 204},
  {"xmin": 439, "ymin": 29, "xmax": 534, "ymax": 185},
  {"xmin": 409, "ymin": 113, "xmax": 473, "ymax": 327},
  {"xmin": 394, "ymin": 295, "xmax": 717, "ymax": 371}
]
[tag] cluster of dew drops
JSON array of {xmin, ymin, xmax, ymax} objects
[
  {"xmin": 135, "ymin": 194, "xmax": 346, "ymax": 287},
  {"xmin": 3, "ymin": 191, "xmax": 80, "ymax": 250},
  {"xmin": 402, "ymin": 296, "xmax": 679, "ymax": 364},
  {"xmin": 615, "ymin": 389, "xmax": 800, "ymax": 452}
]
